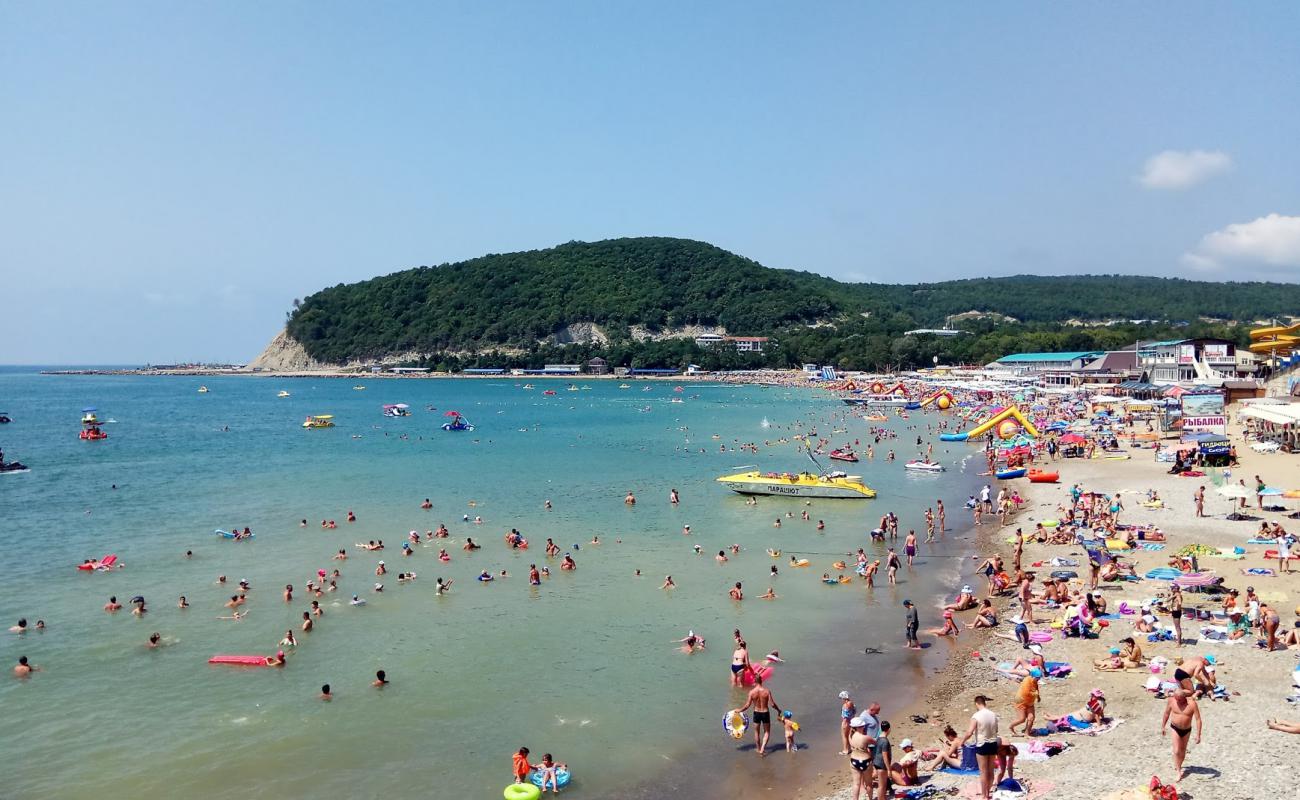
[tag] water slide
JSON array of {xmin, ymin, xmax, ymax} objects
[
  {"xmin": 919, "ymin": 390, "xmax": 955, "ymax": 409},
  {"xmin": 964, "ymin": 406, "xmax": 1040, "ymax": 439},
  {"xmin": 1249, "ymin": 322, "xmax": 1300, "ymax": 357},
  {"xmin": 939, "ymin": 406, "xmax": 1040, "ymax": 442}
]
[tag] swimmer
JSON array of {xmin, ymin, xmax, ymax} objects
[
  {"xmin": 729, "ymin": 582, "xmax": 744, "ymax": 601},
  {"xmin": 320, "ymin": 683, "xmax": 332, "ymax": 700},
  {"xmin": 350, "ymin": 595, "xmax": 367, "ymax": 606},
  {"xmin": 464, "ymin": 538, "xmax": 481, "ymax": 551},
  {"xmin": 104, "ymin": 596, "xmax": 122, "ymax": 612},
  {"xmin": 436, "ymin": 578, "xmax": 453, "ymax": 595},
  {"xmin": 477, "ymin": 570, "xmax": 494, "ymax": 582},
  {"xmin": 716, "ymin": 550, "xmax": 729, "ymax": 564},
  {"xmin": 759, "ymin": 587, "xmax": 778, "ymax": 600},
  {"xmin": 302, "ymin": 612, "xmax": 313, "ymax": 632},
  {"xmin": 147, "ymin": 632, "xmax": 162, "ymax": 647},
  {"xmin": 217, "ymin": 611, "xmax": 247, "ymax": 621},
  {"xmin": 373, "ymin": 669, "xmax": 389, "ymax": 688},
  {"xmin": 266, "ymin": 651, "xmax": 286, "ymax": 667},
  {"xmin": 625, "ymin": 491, "xmax": 636, "ymax": 505},
  {"xmin": 662, "ymin": 575, "xmax": 676, "ymax": 589},
  {"xmin": 682, "ymin": 524, "xmax": 692, "ymax": 535},
  {"xmin": 177, "ymin": 596, "xmax": 188, "ymax": 609},
  {"xmin": 693, "ymin": 544, "xmax": 702, "ymax": 554},
  {"xmin": 284, "ymin": 584, "xmax": 294, "ymax": 602},
  {"xmin": 421, "ymin": 498, "xmax": 432, "ymax": 509},
  {"xmin": 561, "ymin": 554, "xmax": 577, "ymax": 570},
  {"xmin": 281, "ymin": 630, "xmax": 298, "ymax": 648},
  {"xmin": 14, "ymin": 655, "xmax": 39, "ymax": 677},
  {"xmin": 376, "ymin": 561, "xmax": 387, "ymax": 576},
  {"xmin": 311, "ymin": 600, "xmax": 323, "ymax": 617}
]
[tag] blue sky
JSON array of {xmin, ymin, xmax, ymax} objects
[{"xmin": 3, "ymin": 2, "xmax": 1298, "ymax": 363}]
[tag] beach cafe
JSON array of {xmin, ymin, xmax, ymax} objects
[{"xmin": 1239, "ymin": 402, "xmax": 1300, "ymax": 453}]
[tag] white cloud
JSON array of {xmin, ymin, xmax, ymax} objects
[
  {"xmin": 1182, "ymin": 213, "xmax": 1300, "ymax": 273},
  {"xmin": 1138, "ymin": 149, "xmax": 1231, "ymax": 190}
]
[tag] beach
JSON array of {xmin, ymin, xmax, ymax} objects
[{"xmin": 808, "ymin": 410, "xmax": 1300, "ymax": 800}]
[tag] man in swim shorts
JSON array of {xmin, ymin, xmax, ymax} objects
[
  {"xmin": 1160, "ymin": 688, "xmax": 1201, "ymax": 779},
  {"xmin": 736, "ymin": 674, "xmax": 782, "ymax": 756}
]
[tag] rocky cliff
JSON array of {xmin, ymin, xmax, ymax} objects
[{"xmin": 248, "ymin": 330, "xmax": 331, "ymax": 372}]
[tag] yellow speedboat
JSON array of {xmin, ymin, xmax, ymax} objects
[
  {"xmin": 716, "ymin": 470, "xmax": 876, "ymax": 499},
  {"xmin": 303, "ymin": 414, "xmax": 335, "ymax": 429}
]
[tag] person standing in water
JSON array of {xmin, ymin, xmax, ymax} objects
[{"xmin": 735, "ymin": 674, "xmax": 782, "ymax": 757}]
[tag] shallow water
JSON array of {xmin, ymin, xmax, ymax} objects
[{"xmin": 0, "ymin": 372, "xmax": 982, "ymax": 799}]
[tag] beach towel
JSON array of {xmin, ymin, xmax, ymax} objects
[
  {"xmin": 1144, "ymin": 568, "xmax": 1181, "ymax": 580},
  {"xmin": 1247, "ymin": 537, "xmax": 1277, "ymax": 544},
  {"xmin": 1242, "ymin": 567, "xmax": 1277, "ymax": 577},
  {"xmin": 1140, "ymin": 543, "xmax": 1166, "ymax": 551}
]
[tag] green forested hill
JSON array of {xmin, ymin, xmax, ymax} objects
[{"xmin": 281, "ymin": 237, "xmax": 1300, "ymax": 369}]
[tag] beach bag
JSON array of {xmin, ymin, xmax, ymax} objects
[{"xmin": 959, "ymin": 744, "xmax": 978, "ymax": 772}]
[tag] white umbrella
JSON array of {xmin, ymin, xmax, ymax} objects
[{"xmin": 1217, "ymin": 483, "xmax": 1253, "ymax": 521}]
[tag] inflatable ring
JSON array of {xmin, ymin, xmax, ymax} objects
[
  {"xmin": 504, "ymin": 783, "xmax": 541, "ymax": 800},
  {"xmin": 529, "ymin": 769, "xmax": 572, "ymax": 789}
]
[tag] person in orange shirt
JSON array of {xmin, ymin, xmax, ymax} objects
[
  {"xmin": 1008, "ymin": 668, "xmax": 1041, "ymax": 736},
  {"xmin": 512, "ymin": 746, "xmax": 533, "ymax": 784}
]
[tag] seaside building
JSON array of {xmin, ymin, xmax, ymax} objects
[
  {"xmin": 693, "ymin": 333, "xmax": 771, "ymax": 353},
  {"xmin": 586, "ymin": 357, "xmax": 609, "ymax": 375},
  {"xmin": 1136, "ymin": 338, "xmax": 1244, "ymax": 383},
  {"xmin": 988, "ymin": 351, "xmax": 1105, "ymax": 376}
]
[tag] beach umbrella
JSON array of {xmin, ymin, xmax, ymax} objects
[
  {"xmin": 443, "ymin": 410, "xmax": 461, "ymax": 417},
  {"xmin": 1216, "ymin": 484, "xmax": 1251, "ymax": 499},
  {"xmin": 394, "ymin": 403, "xmax": 409, "ymax": 409},
  {"xmin": 1173, "ymin": 572, "xmax": 1217, "ymax": 589},
  {"xmin": 1059, "ymin": 433, "xmax": 1087, "ymax": 445}
]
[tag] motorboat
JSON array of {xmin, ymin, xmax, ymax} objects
[
  {"xmin": 829, "ymin": 449, "xmax": 859, "ymax": 462},
  {"xmin": 904, "ymin": 460, "xmax": 944, "ymax": 473},
  {"xmin": 542, "ymin": 390, "xmax": 557, "ymax": 396},
  {"xmin": 716, "ymin": 469, "xmax": 876, "ymax": 499},
  {"xmin": 277, "ymin": 391, "xmax": 291, "ymax": 398},
  {"xmin": 352, "ymin": 385, "xmax": 366, "ymax": 391},
  {"xmin": 198, "ymin": 386, "xmax": 209, "ymax": 393},
  {"xmin": 382, "ymin": 403, "xmax": 411, "ymax": 417},
  {"xmin": 522, "ymin": 384, "xmax": 534, "ymax": 389},
  {"xmin": 303, "ymin": 414, "xmax": 336, "ymax": 429},
  {"xmin": 618, "ymin": 384, "xmax": 631, "ymax": 389},
  {"xmin": 670, "ymin": 397, "xmax": 684, "ymax": 404},
  {"xmin": 0, "ymin": 412, "xmax": 11, "ymax": 424}
]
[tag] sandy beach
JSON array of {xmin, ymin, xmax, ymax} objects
[{"xmin": 803, "ymin": 411, "xmax": 1300, "ymax": 800}]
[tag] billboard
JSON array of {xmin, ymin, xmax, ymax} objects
[
  {"xmin": 1177, "ymin": 344, "xmax": 1196, "ymax": 365},
  {"xmin": 1203, "ymin": 343, "xmax": 1231, "ymax": 363},
  {"xmin": 1181, "ymin": 392, "xmax": 1226, "ymax": 434}
]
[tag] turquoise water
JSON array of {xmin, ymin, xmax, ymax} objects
[{"xmin": 0, "ymin": 372, "xmax": 981, "ymax": 799}]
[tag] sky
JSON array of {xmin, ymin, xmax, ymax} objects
[{"xmin": 3, "ymin": 2, "xmax": 1299, "ymax": 363}]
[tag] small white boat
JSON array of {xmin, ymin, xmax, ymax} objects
[
  {"xmin": 197, "ymin": 386, "xmax": 209, "ymax": 393},
  {"xmin": 277, "ymin": 390, "xmax": 291, "ymax": 398},
  {"xmin": 904, "ymin": 460, "xmax": 945, "ymax": 473}
]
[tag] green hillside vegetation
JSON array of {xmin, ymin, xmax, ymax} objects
[{"xmin": 282, "ymin": 237, "xmax": 1300, "ymax": 371}]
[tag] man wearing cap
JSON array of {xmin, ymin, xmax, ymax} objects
[
  {"xmin": 902, "ymin": 600, "xmax": 920, "ymax": 649},
  {"xmin": 1173, "ymin": 654, "xmax": 1216, "ymax": 697},
  {"xmin": 890, "ymin": 737, "xmax": 919, "ymax": 787}
]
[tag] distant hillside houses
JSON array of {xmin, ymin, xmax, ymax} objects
[{"xmin": 694, "ymin": 334, "xmax": 770, "ymax": 353}]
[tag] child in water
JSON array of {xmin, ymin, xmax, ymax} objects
[
  {"xmin": 781, "ymin": 710, "xmax": 800, "ymax": 752},
  {"xmin": 534, "ymin": 753, "xmax": 567, "ymax": 794}
]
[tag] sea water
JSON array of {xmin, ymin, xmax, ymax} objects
[{"xmin": 0, "ymin": 372, "xmax": 982, "ymax": 799}]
